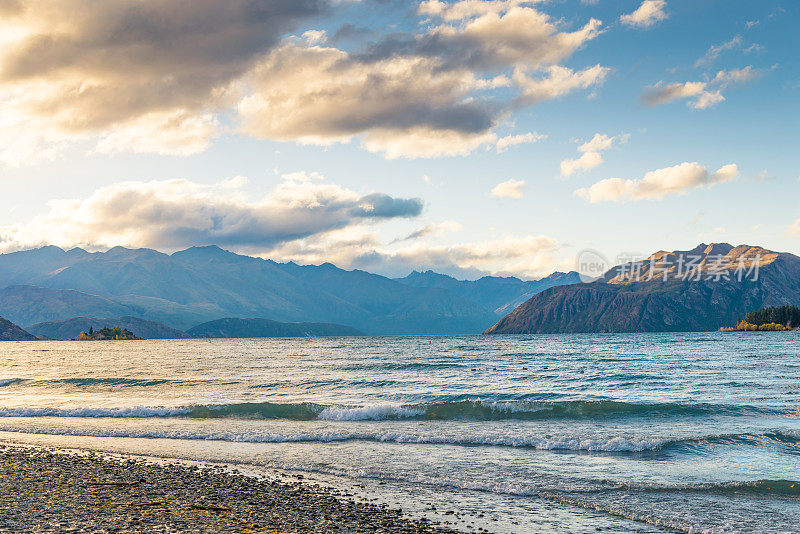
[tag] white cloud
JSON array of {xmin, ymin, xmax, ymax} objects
[
  {"xmin": 0, "ymin": 0, "xmax": 608, "ymax": 163},
  {"xmin": 642, "ymin": 81, "xmax": 708, "ymax": 107},
  {"xmin": 491, "ymin": 179, "xmax": 526, "ymax": 199},
  {"xmin": 93, "ymin": 111, "xmax": 219, "ymax": 156},
  {"xmin": 691, "ymin": 90, "xmax": 725, "ymax": 109},
  {"xmin": 574, "ymin": 162, "xmax": 739, "ymax": 202},
  {"xmin": 620, "ymin": 0, "xmax": 668, "ymax": 29},
  {"xmin": 237, "ymin": 5, "xmax": 606, "ymax": 159},
  {"xmin": 0, "ymin": 174, "xmax": 423, "ymax": 253},
  {"xmin": 418, "ymin": 0, "xmax": 546, "ymax": 22},
  {"xmin": 560, "ymin": 151, "xmax": 604, "ymax": 177},
  {"xmin": 642, "ymin": 66, "xmax": 761, "ymax": 110},
  {"xmin": 695, "ymin": 36, "xmax": 743, "ymax": 67},
  {"xmin": 711, "ymin": 66, "xmax": 761, "ymax": 88},
  {"xmin": 514, "ymin": 64, "xmax": 610, "ymax": 105},
  {"xmin": 495, "ymin": 132, "xmax": 547, "ymax": 153},
  {"xmin": 265, "ymin": 226, "xmax": 561, "ymax": 279},
  {"xmin": 790, "ymin": 219, "xmax": 800, "ymax": 235},
  {"xmin": 0, "ymin": 0, "xmax": 326, "ymax": 165},
  {"xmin": 395, "ymin": 221, "xmax": 463, "ymax": 242},
  {"xmin": 560, "ymin": 132, "xmax": 628, "ymax": 177}
]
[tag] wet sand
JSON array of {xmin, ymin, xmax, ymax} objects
[{"xmin": 0, "ymin": 443, "xmax": 462, "ymax": 533}]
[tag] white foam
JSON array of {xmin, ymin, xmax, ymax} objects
[
  {"xmin": 0, "ymin": 423, "xmax": 669, "ymax": 451},
  {"xmin": 318, "ymin": 404, "xmax": 424, "ymax": 421}
]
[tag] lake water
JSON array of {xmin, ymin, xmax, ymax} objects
[{"xmin": 1, "ymin": 333, "xmax": 799, "ymax": 532}]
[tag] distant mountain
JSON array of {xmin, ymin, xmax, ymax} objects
[
  {"xmin": 186, "ymin": 318, "xmax": 363, "ymax": 338},
  {"xmin": 486, "ymin": 244, "xmax": 800, "ymax": 334},
  {"xmin": 396, "ymin": 270, "xmax": 582, "ymax": 316},
  {"xmin": 0, "ymin": 245, "xmax": 503, "ymax": 334},
  {"xmin": 27, "ymin": 316, "xmax": 190, "ymax": 340},
  {"xmin": 0, "ymin": 285, "xmax": 135, "ymax": 327},
  {"xmin": 0, "ymin": 316, "xmax": 36, "ymax": 341}
]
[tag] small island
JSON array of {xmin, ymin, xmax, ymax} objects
[
  {"xmin": 719, "ymin": 305, "xmax": 800, "ymax": 332},
  {"xmin": 72, "ymin": 326, "xmax": 142, "ymax": 341}
]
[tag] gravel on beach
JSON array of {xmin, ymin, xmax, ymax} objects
[{"xmin": 0, "ymin": 443, "xmax": 462, "ymax": 533}]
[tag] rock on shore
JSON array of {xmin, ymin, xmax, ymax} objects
[{"xmin": 0, "ymin": 444, "xmax": 459, "ymax": 533}]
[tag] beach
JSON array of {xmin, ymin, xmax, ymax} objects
[{"xmin": 0, "ymin": 443, "xmax": 455, "ymax": 533}]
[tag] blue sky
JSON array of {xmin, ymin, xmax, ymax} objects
[{"xmin": 0, "ymin": 0, "xmax": 797, "ymax": 279}]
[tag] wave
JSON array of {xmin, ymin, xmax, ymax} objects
[
  {"xmin": 0, "ymin": 422, "xmax": 797, "ymax": 453},
  {"xmin": 0, "ymin": 407, "xmax": 189, "ymax": 418},
  {"xmin": 0, "ymin": 399, "xmax": 795, "ymax": 421},
  {"xmin": 0, "ymin": 378, "xmax": 209, "ymax": 388}
]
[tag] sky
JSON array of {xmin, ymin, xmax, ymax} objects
[{"xmin": 0, "ymin": 0, "xmax": 798, "ymax": 280}]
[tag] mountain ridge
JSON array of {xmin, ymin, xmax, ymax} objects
[
  {"xmin": 0, "ymin": 245, "xmax": 578, "ymax": 335},
  {"xmin": 486, "ymin": 243, "xmax": 800, "ymax": 334}
]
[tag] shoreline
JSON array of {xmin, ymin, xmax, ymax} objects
[{"xmin": 0, "ymin": 443, "xmax": 461, "ymax": 533}]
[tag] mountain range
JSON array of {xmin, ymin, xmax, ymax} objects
[
  {"xmin": 486, "ymin": 243, "xmax": 800, "ymax": 334},
  {"xmin": 0, "ymin": 245, "xmax": 577, "ymax": 335}
]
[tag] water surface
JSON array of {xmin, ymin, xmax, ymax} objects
[{"xmin": 1, "ymin": 333, "xmax": 799, "ymax": 532}]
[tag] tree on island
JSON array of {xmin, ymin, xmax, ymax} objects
[
  {"xmin": 744, "ymin": 305, "xmax": 800, "ymax": 329},
  {"xmin": 73, "ymin": 326, "xmax": 141, "ymax": 341},
  {"xmin": 720, "ymin": 305, "xmax": 800, "ymax": 332}
]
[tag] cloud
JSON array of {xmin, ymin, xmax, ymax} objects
[
  {"xmin": 695, "ymin": 36, "xmax": 743, "ymax": 67},
  {"xmin": 276, "ymin": 231, "xmax": 561, "ymax": 279},
  {"xmin": 0, "ymin": 0, "xmax": 608, "ymax": 163},
  {"xmin": 642, "ymin": 66, "xmax": 761, "ymax": 110},
  {"xmin": 376, "ymin": 235, "xmax": 559, "ymax": 278},
  {"xmin": 394, "ymin": 221, "xmax": 463, "ymax": 242},
  {"xmin": 513, "ymin": 65, "xmax": 610, "ymax": 106},
  {"xmin": 560, "ymin": 133, "xmax": 628, "ymax": 177},
  {"xmin": 495, "ymin": 132, "xmax": 547, "ymax": 152},
  {"xmin": 791, "ymin": 219, "xmax": 800, "ymax": 235},
  {"xmin": 574, "ymin": 162, "xmax": 739, "ymax": 202},
  {"xmin": 238, "ymin": 4, "xmax": 606, "ymax": 159},
  {"xmin": 710, "ymin": 66, "xmax": 761, "ymax": 88},
  {"xmin": 491, "ymin": 179, "xmax": 526, "ymax": 199},
  {"xmin": 0, "ymin": 0, "xmax": 326, "ymax": 164},
  {"xmin": 620, "ymin": 0, "xmax": 668, "ymax": 29},
  {"xmin": 642, "ymin": 81, "xmax": 709, "ymax": 107},
  {"xmin": 0, "ymin": 173, "xmax": 422, "ymax": 253},
  {"xmin": 560, "ymin": 151, "xmax": 604, "ymax": 177}
]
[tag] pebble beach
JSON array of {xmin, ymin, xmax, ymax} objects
[{"xmin": 0, "ymin": 444, "xmax": 459, "ymax": 533}]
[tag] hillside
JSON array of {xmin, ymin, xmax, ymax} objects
[
  {"xmin": 0, "ymin": 245, "xmax": 510, "ymax": 334},
  {"xmin": 396, "ymin": 270, "xmax": 582, "ymax": 316},
  {"xmin": 486, "ymin": 243, "xmax": 800, "ymax": 334},
  {"xmin": 186, "ymin": 318, "xmax": 363, "ymax": 338},
  {"xmin": 0, "ymin": 317, "xmax": 36, "ymax": 341},
  {"xmin": 27, "ymin": 316, "xmax": 190, "ymax": 340}
]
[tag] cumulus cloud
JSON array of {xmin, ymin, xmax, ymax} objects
[
  {"xmin": 560, "ymin": 151, "xmax": 604, "ymax": 177},
  {"xmin": 271, "ymin": 229, "xmax": 561, "ymax": 278},
  {"xmin": 513, "ymin": 65, "xmax": 610, "ymax": 106},
  {"xmin": 642, "ymin": 81, "xmax": 709, "ymax": 107},
  {"xmin": 238, "ymin": 3, "xmax": 606, "ymax": 159},
  {"xmin": 710, "ymin": 66, "xmax": 762, "ymax": 88},
  {"xmin": 620, "ymin": 0, "xmax": 668, "ymax": 29},
  {"xmin": 560, "ymin": 133, "xmax": 628, "ymax": 177},
  {"xmin": 491, "ymin": 179, "xmax": 526, "ymax": 199},
  {"xmin": 0, "ymin": 173, "xmax": 422, "ymax": 253},
  {"xmin": 642, "ymin": 66, "xmax": 762, "ymax": 110},
  {"xmin": 574, "ymin": 162, "xmax": 739, "ymax": 202},
  {"xmin": 0, "ymin": 0, "xmax": 326, "ymax": 164},
  {"xmin": 0, "ymin": 0, "xmax": 609, "ymax": 163},
  {"xmin": 495, "ymin": 132, "xmax": 547, "ymax": 153}
]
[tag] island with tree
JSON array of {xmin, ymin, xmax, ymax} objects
[
  {"xmin": 72, "ymin": 326, "xmax": 142, "ymax": 340},
  {"xmin": 719, "ymin": 305, "xmax": 800, "ymax": 332}
]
